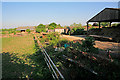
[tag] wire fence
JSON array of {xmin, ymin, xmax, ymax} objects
[{"xmin": 34, "ymin": 35, "xmax": 65, "ymax": 80}]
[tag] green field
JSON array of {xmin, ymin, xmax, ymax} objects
[{"xmin": 2, "ymin": 34, "xmax": 52, "ymax": 79}]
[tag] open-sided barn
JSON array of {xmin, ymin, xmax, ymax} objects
[
  {"xmin": 87, "ymin": 8, "xmax": 120, "ymax": 31},
  {"xmin": 16, "ymin": 26, "xmax": 35, "ymax": 32}
]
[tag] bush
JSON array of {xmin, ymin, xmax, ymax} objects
[
  {"xmin": 14, "ymin": 31, "xmax": 16, "ymax": 35},
  {"xmin": 16, "ymin": 31, "xmax": 21, "ymax": 33},
  {"xmin": 40, "ymin": 32, "xmax": 60, "ymax": 47},
  {"xmin": 2, "ymin": 31, "xmax": 6, "ymax": 34},
  {"xmin": 82, "ymin": 37, "xmax": 95, "ymax": 52},
  {"xmin": 26, "ymin": 29, "xmax": 31, "ymax": 33},
  {"xmin": 58, "ymin": 39, "xmax": 69, "ymax": 47}
]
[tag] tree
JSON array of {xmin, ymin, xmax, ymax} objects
[
  {"xmin": 37, "ymin": 24, "xmax": 45, "ymax": 28},
  {"xmin": 57, "ymin": 24, "xmax": 63, "ymax": 28},
  {"xmin": 92, "ymin": 23, "xmax": 98, "ymax": 26},
  {"xmin": 100, "ymin": 22, "xmax": 109, "ymax": 27},
  {"xmin": 36, "ymin": 24, "xmax": 46, "ymax": 33},
  {"xmin": 49, "ymin": 22, "xmax": 57, "ymax": 29},
  {"xmin": 70, "ymin": 23, "xmax": 83, "ymax": 29},
  {"xmin": 112, "ymin": 23, "xmax": 119, "ymax": 26},
  {"xmin": 48, "ymin": 26, "xmax": 55, "ymax": 30},
  {"xmin": 26, "ymin": 29, "xmax": 31, "ymax": 33}
]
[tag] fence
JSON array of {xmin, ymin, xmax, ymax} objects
[{"xmin": 34, "ymin": 35, "xmax": 65, "ymax": 80}]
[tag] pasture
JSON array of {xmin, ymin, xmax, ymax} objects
[{"xmin": 1, "ymin": 34, "xmax": 52, "ymax": 79}]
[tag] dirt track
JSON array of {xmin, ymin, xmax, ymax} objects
[{"xmin": 62, "ymin": 35, "xmax": 120, "ymax": 52}]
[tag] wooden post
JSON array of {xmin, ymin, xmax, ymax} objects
[
  {"xmin": 87, "ymin": 22, "xmax": 89, "ymax": 35},
  {"xmin": 87, "ymin": 22, "xmax": 89, "ymax": 32},
  {"xmin": 99, "ymin": 22, "xmax": 101, "ymax": 29},
  {"xmin": 110, "ymin": 22, "xmax": 112, "ymax": 27}
]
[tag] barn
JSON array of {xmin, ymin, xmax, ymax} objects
[
  {"xmin": 16, "ymin": 26, "xmax": 35, "ymax": 32},
  {"xmin": 86, "ymin": 8, "xmax": 120, "ymax": 42},
  {"xmin": 54, "ymin": 28, "xmax": 65, "ymax": 33},
  {"xmin": 87, "ymin": 8, "xmax": 120, "ymax": 31}
]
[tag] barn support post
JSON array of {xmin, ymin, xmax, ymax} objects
[
  {"xmin": 87, "ymin": 22, "xmax": 89, "ymax": 35},
  {"xmin": 110, "ymin": 22, "xmax": 112, "ymax": 27},
  {"xmin": 99, "ymin": 22, "xmax": 101, "ymax": 29}
]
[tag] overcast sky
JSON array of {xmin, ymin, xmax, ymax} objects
[{"xmin": 2, "ymin": 2, "xmax": 119, "ymax": 29}]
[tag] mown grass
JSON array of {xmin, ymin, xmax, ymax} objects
[
  {"xmin": 2, "ymin": 34, "xmax": 36, "ymax": 79},
  {"xmin": 2, "ymin": 34, "xmax": 53, "ymax": 79},
  {"xmin": 2, "ymin": 34, "xmax": 35, "ymax": 55}
]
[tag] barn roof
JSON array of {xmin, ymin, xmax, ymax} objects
[
  {"xmin": 16, "ymin": 26, "xmax": 35, "ymax": 30},
  {"xmin": 87, "ymin": 8, "xmax": 120, "ymax": 22}
]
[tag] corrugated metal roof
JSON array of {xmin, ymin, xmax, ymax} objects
[
  {"xmin": 16, "ymin": 26, "xmax": 35, "ymax": 30},
  {"xmin": 87, "ymin": 8, "xmax": 120, "ymax": 22}
]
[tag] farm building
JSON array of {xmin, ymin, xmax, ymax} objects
[
  {"xmin": 87, "ymin": 8, "xmax": 120, "ymax": 42},
  {"xmin": 16, "ymin": 26, "xmax": 35, "ymax": 32},
  {"xmin": 47, "ymin": 29, "xmax": 54, "ymax": 33},
  {"xmin": 54, "ymin": 28, "xmax": 65, "ymax": 33},
  {"xmin": 87, "ymin": 8, "xmax": 120, "ymax": 31}
]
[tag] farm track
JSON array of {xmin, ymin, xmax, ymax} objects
[{"xmin": 62, "ymin": 35, "xmax": 120, "ymax": 54}]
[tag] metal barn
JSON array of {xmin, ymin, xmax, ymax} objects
[{"xmin": 87, "ymin": 8, "xmax": 120, "ymax": 31}]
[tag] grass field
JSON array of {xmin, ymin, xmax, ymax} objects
[
  {"xmin": 2, "ymin": 34, "xmax": 35, "ymax": 78},
  {"xmin": 2, "ymin": 34, "xmax": 35, "ymax": 55},
  {"xmin": 2, "ymin": 34, "xmax": 52, "ymax": 79}
]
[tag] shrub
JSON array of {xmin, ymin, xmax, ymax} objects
[
  {"xmin": 40, "ymin": 32, "xmax": 60, "ymax": 47},
  {"xmin": 82, "ymin": 37, "xmax": 95, "ymax": 52},
  {"xmin": 16, "ymin": 31, "xmax": 21, "ymax": 33},
  {"xmin": 26, "ymin": 29, "xmax": 31, "ymax": 33},
  {"xmin": 14, "ymin": 31, "xmax": 16, "ymax": 35},
  {"xmin": 58, "ymin": 39, "xmax": 69, "ymax": 47},
  {"xmin": 2, "ymin": 31, "xmax": 6, "ymax": 34}
]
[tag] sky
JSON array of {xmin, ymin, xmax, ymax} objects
[{"xmin": 2, "ymin": 2, "xmax": 119, "ymax": 29}]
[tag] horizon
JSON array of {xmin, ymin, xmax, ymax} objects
[{"xmin": 2, "ymin": 2, "xmax": 118, "ymax": 29}]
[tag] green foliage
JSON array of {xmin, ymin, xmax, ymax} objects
[
  {"xmin": 57, "ymin": 24, "xmax": 62, "ymax": 28},
  {"xmin": 68, "ymin": 23, "xmax": 85, "ymax": 35},
  {"xmin": 46, "ymin": 32, "xmax": 60, "ymax": 46},
  {"xmin": 36, "ymin": 24, "xmax": 46, "ymax": 33},
  {"xmin": 2, "ymin": 28, "xmax": 17, "ymax": 34},
  {"xmin": 49, "ymin": 22, "xmax": 57, "ymax": 29},
  {"xmin": 112, "ymin": 23, "xmax": 119, "ymax": 26},
  {"xmin": 70, "ymin": 23, "xmax": 84, "ymax": 29},
  {"xmin": 82, "ymin": 37, "xmax": 95, "ymax": 52},
  {"xmin": 58, "ymin": 39, "xmax": 69, "ymax": 47},
  {"xmin": 70, "ymin": 28, "xmax": 85, "ymax": 35},
  {"xmin": 70, "ymin": 23, "xmax": 82, "ymax": 27},
  {"xmin": 70, "ymin": 30, "xmax": 74, "ymax": 34},
  {"xmin": 2, "ymin": 31, "xmax": 6, "ymax": 34},
  {"xmin": 101, "ymin": 22, "xmax": 109, "ymax": 27},
  {"xmin": 48, "ymin": 26, "xmax": 54, "ymax": 30},
  {"xmin": 26, "ymin": 29, "xmax": 31, "ymax": 33},
  {"xmin": 39, "ymin": 32, "xmax": 60, "ymax": 47},
  {"xmin": 2, "ymin": 35, "xmax": 53, "ymax": 79},
  {"xmin": 16, "ymin": 30, "xmax": 21, "ymax": 33},
  {"xmin": 69, "ymin": 31, "xmax": 71, "ymax": 35},
  {"xmin": 14, "ymin": 31, "xmax": 16, "ymax": 35},
  {"xmin": 92, "ymin": 22, "xmax": 98, "ymax": 26},
  {"xmin": 2, "ymin": 28, "xmax": 16, "ymax": 31},
  {"xmin": 88, "ymin": 24, "xmax": 92, "ymax": 27}
]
